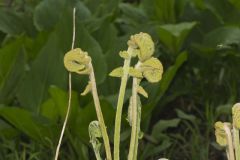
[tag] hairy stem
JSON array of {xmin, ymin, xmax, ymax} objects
[
  {"xmin": 128, "ymin": 62, "xmax": 141, "ymax": 160},
  {"xmin": 54, "ymin": 8, "xmax": 76, "ymax": 160},
  {"xmin": 224, "ymin": 123, "xmax": 235, "ymax": 160},
  {"xmin": 233, "ymin": 127, "xmax": 240, "ymax": 160},
  {"xmin": 113, "ymin": 48, "xmax": 134, "ymax": 160},
  {"xmin": 89, "ymin": 63, "xmax": 112, "ymax": 160}
]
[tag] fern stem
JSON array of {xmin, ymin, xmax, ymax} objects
[
  {"xmin": 89, "ymin": 63, "xmax": 112, "ymax": 160},
  {"xmin": 224, "ymin": 123, "xmax": 235, "ymax": 160},
  {"xmin": 113, "ymin": 48, "xmax": 133, "ymax": 160},
  {"xmin": 233, "ymin": 127, "xmax": 240, "ymax": 160},
  {"xmin": 128, "ymin": 62, "xmax": 141, "ymax": 160}
]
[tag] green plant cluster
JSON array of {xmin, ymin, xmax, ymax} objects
[{"xmin": 0, "ymin": 0, "xmax": 240, "ymax": 159}]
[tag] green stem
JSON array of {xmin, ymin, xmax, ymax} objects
[
  {"xmin": 89, "ymin": 63, "xmax": 112, "ymax": 160},
  {"xmin": 233, "ymin": 127, "xmax": 240, "ymax": 160},
  {"xmin": 224, "ymin": 123, "xmax": 235, "ymax": 160},
  {"xmin": 92, "ymin": 140, "xmax": 102, "ymax": 160},
  {"xmin": 113, "ymin": 48, "xmax": 133, "ymax": 160},
  {"xmin": 128, "ymin": 62, "xmax": 141, "ymax": 160}
]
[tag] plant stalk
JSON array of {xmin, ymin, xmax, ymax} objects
[
  {"xmin": 54, "ymin": 8, "xmax": 76, "ymax": 160},
  {"xmin": 233, "ymin": 126, "xmax": 240, "ymax": 160},
  {"xmin": 224, "ymin": 123, "xmax": 235, "ymax": 160},
  {"xmin": 113, "ymin": 48, "xmax": 133, "ymax": 160},
  {"xmin": 128, "ymin": 62, "xmax": 141, "ymax": 160},
  {"xmin": 89, "ymin": 63, "xmax": 112, "ymax": 160}
]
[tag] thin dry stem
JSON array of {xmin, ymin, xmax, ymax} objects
[{"xmin": 54, "ymin": 8, "xmax": 76, "ymax": 160}]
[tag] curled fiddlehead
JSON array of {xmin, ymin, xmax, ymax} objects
[
  {"xmin": 64, "ymin": 47, "xmax": 112, "ymax": 160},
  {"xmin": 64, "ymin": 48, "xmax": 91, "ymax": 75},
  {"xmin": 128, "ymin": 32, "xmax": 163, "ymax": 160},
  {"xmin": 89, "ymin": 121, "xmax": 103, "ymax": 160},
  {"xmin": 232, "ymin": 103, "xmax": 240, "ymax": 129},
  {"xmin": 215, "ymin": 121, "xmax": 227, "ymax": 147},
  {"xmin": 127, "ymin": 32, "xmax": 154, "ymax": 62}
]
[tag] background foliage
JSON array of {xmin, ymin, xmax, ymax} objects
[{"xmin": 0, "ymin": 0, "xmax": 240, "ymax": 159}]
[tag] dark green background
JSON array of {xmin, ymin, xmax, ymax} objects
[{"xmin": 0, "ymin": 0, "xmax": 240, "ymax": 159}]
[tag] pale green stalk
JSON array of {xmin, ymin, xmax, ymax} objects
[
  {"xmin": 128, "ymin": 62, "xmax": 141, "ymax": 160},
  {"xmin": 114, "ymin": 48, "xmax": 134, "ymax": 160},
  {"xmin": 54, "ymin": 8, "xmax": 75, "ymax": 160},
  {"xmin": 224, "ymin": 123, "xmax": 235, "ymax": 160},
  {"xmin": 233, "ymin": 126, "xmax": 240, "ymax": 160},
  {"xmin": 95, "ymin": 151, "xmax": 102, "ymax": 160},
  {"xmin": 89, "ymin": 63, "xmax": 112, "ymax": 160}
]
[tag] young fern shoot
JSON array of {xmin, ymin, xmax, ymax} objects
[
  {"xmin": 126, "ymin": 33, "xmax": 163, "ymax": 160},
  {"xmin": 64, "ymin": 48, "xmax": 112, "ymax": 160},
  {"xmin": 110, "ymin": 47, "xmax": 137, "ymax": 160},
  {"xmin": 110, "ymin": 32, "xmax": 163, "ymax": 160},
  {"xmin": 215, "ymin": 103, "xmax": 240, "ymax": 160}
]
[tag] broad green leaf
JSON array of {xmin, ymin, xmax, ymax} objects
[
  {"xmin": 203, "ymin": 26, "xmax": 240, "ymax": 48},
  {"xmin": 34, "ymin": 0, "xmax": 66, "ymax": 30},
  {"xmin": 84, "ymin": 0, "xmax": 119, "ymax": 17},
  {"xmin": 216, "ymin": 103, "xmax": 232, "ymax": 116},
  {"xmin": 0, "ymin": 9, "xmax": 35, "ymax": 35},
  {"xmin": 156, "ymin": 22, "xmax": 197, "ymax": 53},
  {"xmin": 119, "ymin": 3, "xmax": 148, "ymax": 24},
  {"xmin": 176, "ymin": 109, "xmax": 196, "ymax": 123},
  {"xmin": 152, "ymin": 118, "xmax": 181, "ymax": 137},
  {"xmin": 16, "ymin": 30, "xmax": 68, "ymax": 112},
  {"xmin": 141, "ymin": 0, "xmax": 176, "ymax": 23},
  {"xmin": 23, "ymin": 32, "xmax": 50, "ymax": 60},
  {"xmin": 0, "ymin": 52, "xmax": 25, "ymax": 104},
  {"xmin": 40, "ymin": 86, "xmax": 80, "ymax": 133},
  {"xmin": 40, "ymin": 99, "xmax": 58, "ymax": 122},
  {"xmin": 229, "ymin": 0, "xmax": 240, "ymax": 10},
  {"xmin": 48, "ymin": 86, "xmax": 79, "ymax": 125},
  {"xmin": 92, "ymin": 20, "xmax": 118, "ymax": 54},
  {"xmin": 0, "ymin": 106, "xmax": 57, "ymax": 144},
  {"xmin": 0, "ymin": 37, "xmax": 26, "ymax": 104},
  {"xmin": 140, "ymin": 140, "xmax": 172, "ymax": 159},
  {"xmin": 0, "ymin": 119, "xmax": 19, "ymax": 138},
  {"xmin": 206, "ymin": 0, "xmax": 240, "ymax": 25},
  {"xmin": 75, "ymin": 1, "xmax": 92, "ymax": 21},
  {"xmin": 141, "ymin": 140, "xmax": 172, "ymax": 160},
  {"xmin": 73, "ymin": 100, "xmax": 115, "ymax": 143},
  {"xmin": 0, "ymin": 37, "xmax": 23, "ymax": 86}
]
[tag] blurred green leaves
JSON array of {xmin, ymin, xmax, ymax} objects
[
  {"xmin": 157, "ymin": 22, "xmax": 197, "ymax": 53},
  {"xmin": 0, "ymin": 106, "xmax": 57, "ymax": 144},
  {"xmin": 0, "ymin": 0, "xmax": 240, "ymax": 159},
  {"xmin": 34, "ymin": 0, "xmax": 66, "ymax": 30}
]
